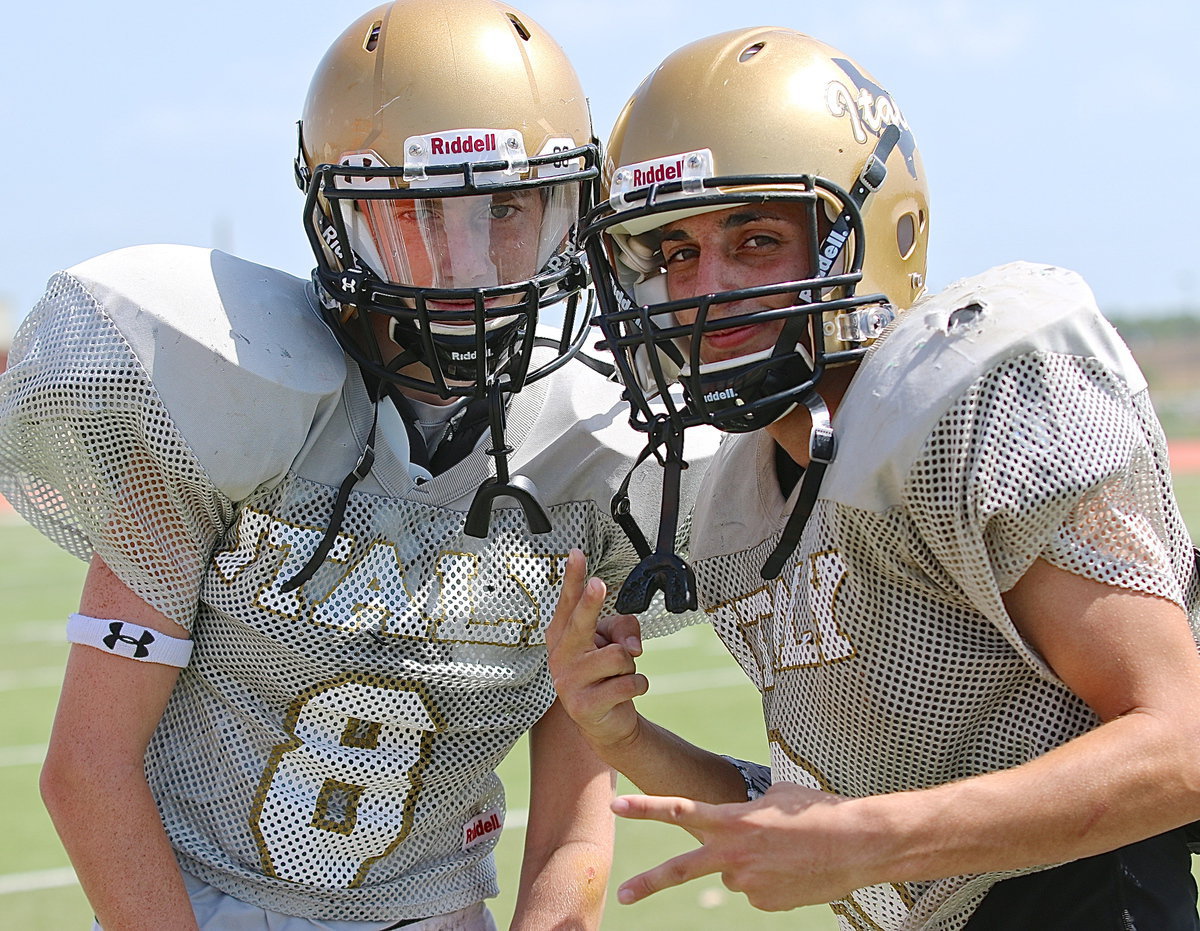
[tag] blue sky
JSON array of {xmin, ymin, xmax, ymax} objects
[{"xmin": 2, "ymin": 0, "xmax": 1197, "ymax": 337}]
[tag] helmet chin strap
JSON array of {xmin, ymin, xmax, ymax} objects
[
  {"xmin": 609, "ymin": 387, "xmax": 834, "ymax": 613},
  {"xmin": 281, "ymin": 385, "xmax": 382, "ymax": 594},
  {"xmin": 759, "ymin": 390, "xmax": 834, "ymax": 580},
  {"xmin": 381, "ymin": 321, "xmax": 551, "ymax": 538}
]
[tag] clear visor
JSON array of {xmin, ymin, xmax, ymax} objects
[{"xmin": 342, "ymin": 182, "xmax": 580, "ymax": 298}]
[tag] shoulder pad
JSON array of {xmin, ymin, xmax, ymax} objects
[
  {"xmin": 826, "ymin": 262, "xmax": 1143, "ymax": 511},
  {"xmin": 67, "ymin": 244, "xmax": 346, "ymax": 499},
  {"xmin": 510, "ymin": 354, "xmax": 720, "ymax": 516}
]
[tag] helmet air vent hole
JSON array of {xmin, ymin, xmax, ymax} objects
[
  {"xmin": 363, "ymin": 21, "xmax": 382, "ymax": 52},
  {"xmin": 739, "ymin": 42, "xmax": 765, "ymax": 63},
  {"xmin": 507, "ymin": 13, "xmax": 531, "ymax": 41}
]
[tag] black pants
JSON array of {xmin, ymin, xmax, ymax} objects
[{"xmin": 965, "ymin": 829, "xmax": 1198, "ymax": 930}]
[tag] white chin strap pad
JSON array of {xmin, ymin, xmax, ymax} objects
[{"xmin": 628, "ymin": 275, "xmax": 681, "ymax": 393}]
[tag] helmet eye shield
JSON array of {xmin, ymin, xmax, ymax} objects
[{"xmin": 347, "ymin": 186, "xmax": 579, "ymax": 294}]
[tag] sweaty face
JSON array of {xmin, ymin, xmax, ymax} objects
[{"xmin": 655, "ymin": 201, "xmax": 816, "ymax": 365}]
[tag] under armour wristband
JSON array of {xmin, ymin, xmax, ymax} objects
[{"xmin": 66, "ymin": 613, "xmax": 194, "ymax": 667}]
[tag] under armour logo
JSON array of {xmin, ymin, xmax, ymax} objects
[
  {"xmin": 341, "ymin": 276, "xmax": 358, "ymax": 294},
  {"xmin": 102, "ymin": 622, "xmax": 156, "ymax": 658}
]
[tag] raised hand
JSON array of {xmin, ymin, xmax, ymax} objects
[{"xmin": 546, "ymin": 549, "xmax": 648, "ymax": 752}]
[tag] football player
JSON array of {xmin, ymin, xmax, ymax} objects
[
  {"xmin": 0, "ymin": 2, "xmax": 712, "ymax": 929},
  {"xmin": 547, "ymin": 26, "xmax": 1200, "ymax": 930}
]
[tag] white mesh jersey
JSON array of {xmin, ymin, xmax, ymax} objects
[
  {"xmin": 0, "ymin": 244, "xmax": 715, "ymax": 922},
  {"xmin": 688, "ymin": 262, "xmax": 1199, "ymax": 931}
]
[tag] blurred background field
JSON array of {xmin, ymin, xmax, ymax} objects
[{"xmin": 1, "ymin": 318, "xmax": 1198, "ymax": 928}]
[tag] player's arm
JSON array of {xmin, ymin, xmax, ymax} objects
[
  {"xmin": 546, "ymin": 549, "xmax": 747, "ymax": 805},
  {"xmin": 612, "ymin": 560, "xmax": 1200, "ymax": 910},
  {"xmin": 509, "ymin": 698, "xmax": 613, "ymax": 929},
  {"xmin": 40, "ymin": 555, "xmax": 200, "ymax": 931}
]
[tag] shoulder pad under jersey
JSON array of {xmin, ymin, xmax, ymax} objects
[
  {"xmin": 65, "ymin": 244, "xmax": 347, "ymax": 499},
  {"xmin": 825, "ymin": 261, "xmax": 1144, "ymax": 512},
  {"xmin": 511, "ymin": 354, "xmax": 720, "ymax": 520}
]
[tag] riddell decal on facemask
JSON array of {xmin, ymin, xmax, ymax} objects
[
  {"xmin": 321, "ymin": 223, "xmax": 344, "ymax": 261},
  {"xmin": 462, "ymin": 808, "xmax": 503, "ymax": 850},
  {"xmin": 704, "ymin": 387, "xmax": 739, "ymax": 403},
  {"xmin": 429, "ymin": 133, "xmax": 498, "ymax": 156}
]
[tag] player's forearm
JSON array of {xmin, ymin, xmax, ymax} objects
[
  {"xmin": 511, "ymin": 837, "xmax": 611, "ymax": 930},
  {"xmin": 513, "ymin": 699, "xmax": 615, "ymax": 929},
  {"xmin": 598, "ymin": 714, "xmax": 749, "ymax": 805},
  {"xmin": 854, "ymin": 708, "xmax": 1200, "ymax": 885},
  {"xmin": 42, "ymin": 754, "xmax": 198, "ymax": 930}
]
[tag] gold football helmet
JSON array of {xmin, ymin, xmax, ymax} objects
[
  {"xmin": 296, "ymin": 0, "xmax": 598, "ymax": 399},
  {"xmin": 586, "ymin": 26, "xmax": 929, "ymax": 435}
]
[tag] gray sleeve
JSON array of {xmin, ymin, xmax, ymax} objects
[{"xmin": 720, "ymin": 755, "xmax": 773, "ymax": 801}]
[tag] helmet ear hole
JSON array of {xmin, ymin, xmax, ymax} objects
[{"xmin": 896, "ymin": 212, "xmax": 917, "ymax": 260}]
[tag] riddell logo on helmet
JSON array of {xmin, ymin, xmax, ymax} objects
[
  {"xmin": 704, "ymin": 387, "xmax": 738, "ymax": 403},
  {"xmin": 430, "ymin": 133, "xmax": 497, "ymax": 156},
  {"xmin": 451, "ymin": 351, "xmax": 477, "ymax": 361},
  {"xmin": 630, "ymin": 159, "xmax": 684, "ymax": 188}
]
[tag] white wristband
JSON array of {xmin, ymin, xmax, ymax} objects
[{"xmin": 66, "ymin": 613, "xmax": 194, "ymax": 667}]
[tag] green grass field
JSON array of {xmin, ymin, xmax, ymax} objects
[{"xmin": 3, "ymin": 471, "xmax": 1199, "ymax": 929}]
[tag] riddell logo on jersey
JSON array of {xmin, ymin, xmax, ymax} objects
[
  {"xmin": 430, "ymin": 133, "xmax": 497, "ymax": 156},
  {"xmin": 631, "ymin": 159, "xmax": 684, "ymax": 188},
  {"xmin": 462, "ymin": 809, "xmax": 503, "ymax": 850}
]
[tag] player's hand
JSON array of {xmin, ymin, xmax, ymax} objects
[
  {"xmin": 611, "ymin": 783, "xmax": 867, "ymax": 912},
  {"xmin": 546, "ymin": 549, "xmax": 648, "ymax": 752}
]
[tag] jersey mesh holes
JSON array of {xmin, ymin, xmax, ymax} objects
[{"xmin": 692, "ymin": 349, "xmax": 1196, "ymax": 931}]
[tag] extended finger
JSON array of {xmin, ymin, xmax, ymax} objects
[
  {"xmin": 610, "ymin": 794, "xmax": 716, "ymax": 831},
  {"xmin": 546, "ymin": 549, "xmax": 606, "ymax": 653},
  {"xmin": 616, "ymin": 846, "xmax": 721, "ymax": 905}
]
